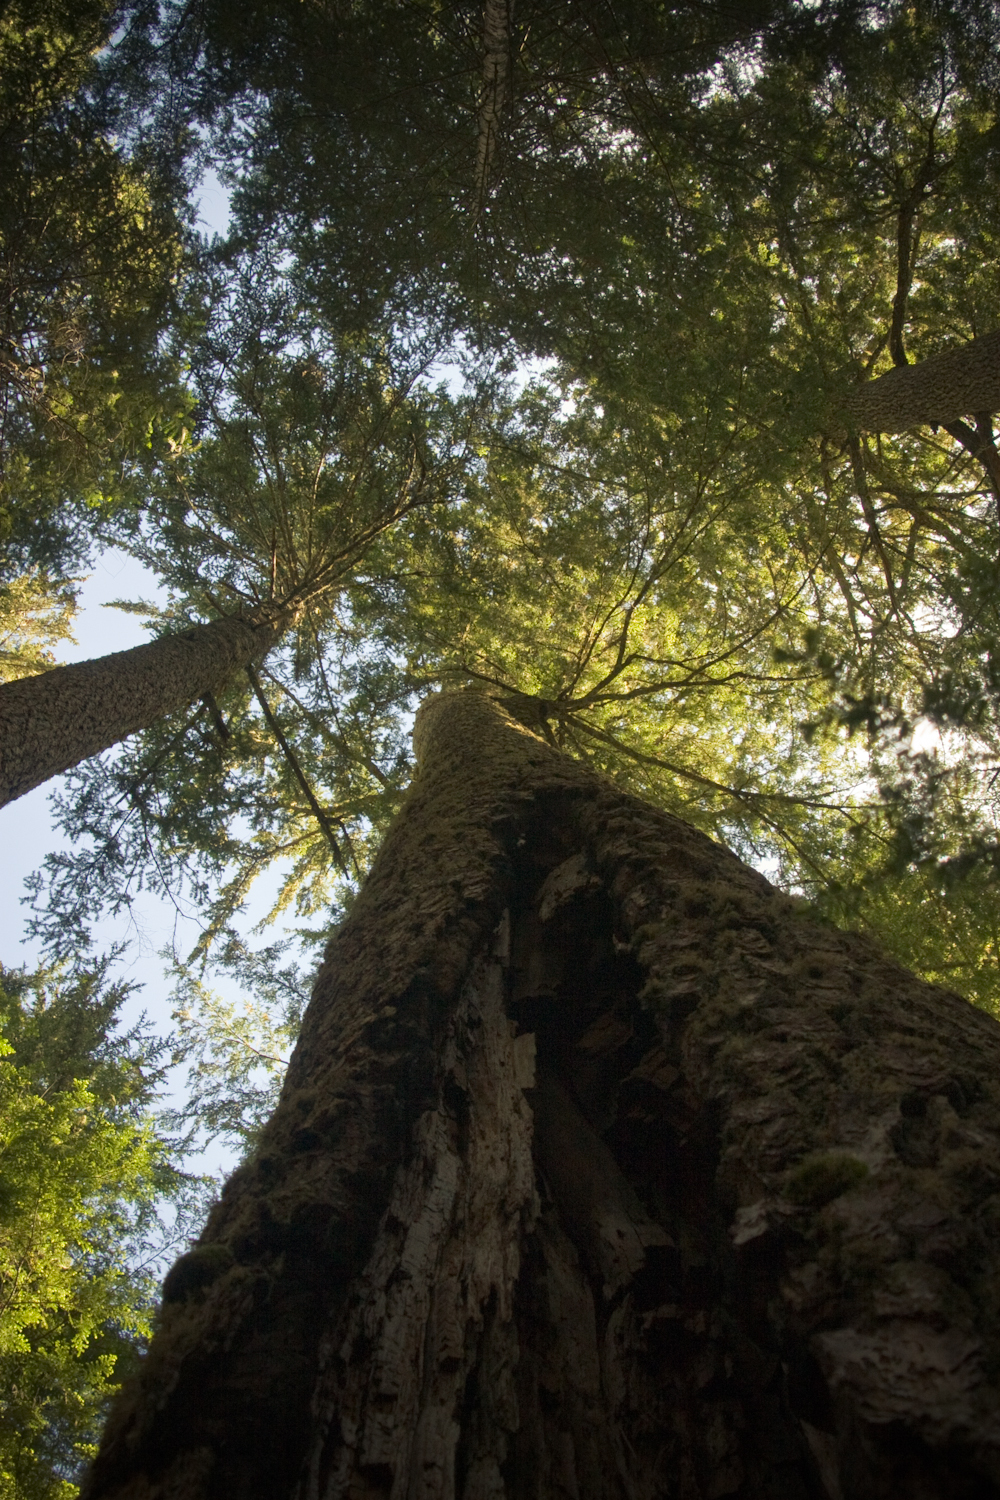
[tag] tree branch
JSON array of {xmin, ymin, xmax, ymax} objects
[
  {"xmin": 942, "ymin": 414, "xmax": 1000, "ymax": 504},
  {"xmin": 245, "ymin": 664, "xmax": 351, "ymax": 877}
]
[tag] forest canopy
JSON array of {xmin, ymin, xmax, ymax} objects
[{"xmin": 2, "ymin": 0, "xmax": 1000, "ymax": 1490}]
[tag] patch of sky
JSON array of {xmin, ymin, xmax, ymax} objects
[
  {"xmin": 0, "ymin": 548, "xmax": 318, "ymax": 1180},
  {"xmin": 195, "ymin": 165, "xmax": 233, "ymax": 240},
  {"xmin": 422, "ymin": 335, "xmax": 557, "ymax": 402},
  {"xmin": 910, "ymin": 598, "xmax": 963, "ymax": 640},
  {"xmin": 909, "ymin": 717, "xmax": 946, "ymax": 757}
]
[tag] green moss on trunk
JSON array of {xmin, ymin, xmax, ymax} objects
[{"xmin": 83, "ymin": 691, "xmax": 1000, "ymax": 1500}]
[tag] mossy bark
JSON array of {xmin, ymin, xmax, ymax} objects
[
  {"xmin": 0, "ymin": 608, "xmax": 288, "ymax": 806},
  {"xmin": 846, "ymin": 329, "xmax": 1000, "ymax": 431},
  {"xmin": 84, "ymin": 691, "xmax": 1000, "ymax": 1500}
]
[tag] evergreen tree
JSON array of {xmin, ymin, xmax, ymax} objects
[
  {"xmin": 0, "ymin": 961, "xmax": 198, "ymax": 1500},
  {"xmin": 0, "ymin": 571, "xmax": 77, "ymax": 683},
  {"xmin": 82, "ymin": 691, "xmax": 1000, "ymax": 1499},
  {"xmin": 5, "ymin": 4, "xmax": 1000, "ymax": 1486},
  {"xmin": 0, "ymin": 0, "xmax": 194, "ymax": 577},
  {"xmin": 0, "ymin": 606, "xmax": 288, "ymax": 807}
]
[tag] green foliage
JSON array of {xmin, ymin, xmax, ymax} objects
[
  {"xmin": 24, "ymin": 306, "xmax": 480, "ymax": 961},
  {"xmin": 355, "ymin": 365, "xmax": 877, "ymax": 885},
  {"xmin": 166, "ymin": 934, "xmax": 308, "ymax": 1152},
  {"xmin": 0, "ymin": 962, "xmax": 194, "ymax": 1499},
  {"xmin": 174, "ymin": 0, "xmax": 784, "ymax": 341},
  {"xmin": 138, "ymin": 272, "xmax": 477, "ymax": 609},
  {"xmin": 0, "ymin": 0, "xmax": 195, "ymax": 577},
  {"xmin": 0, "ymin": 571, "xmax": 77, "ymax": 681}
]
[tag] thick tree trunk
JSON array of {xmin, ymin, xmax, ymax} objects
[
  {"xmin": 846, "ymin": 328, "xmax": 1000, "ymax": 431},
  {"xmin": 84, "ymin": 691, "xmax": 1000, "ymax": 1499},
  {"xmin": 0, "ymin": 607, "xmax": 288, "ymax": 806}
]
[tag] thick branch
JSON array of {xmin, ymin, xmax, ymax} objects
[
  {"xmin": 943, "ymin": 414, "xmax": 1000, "ymax": 503},
  {"xmin": 889, "ymin": 149, "xmax": 937, "ymax": 368}
]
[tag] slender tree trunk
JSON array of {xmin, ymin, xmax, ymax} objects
[
  {"xmin": 84, "ymin": 691, "xmax": 1000, "ymax": 1500},
  {"xmin": 0, "ymin": 607, "xmax": 289, "ymax": 807},
  {"xmin": 473, "ymin": 0, "xmax": 513, "ymax": 226},
  {"xmin": 846, "ymin": 328, "xmax": 1000, "ymax": 431}
]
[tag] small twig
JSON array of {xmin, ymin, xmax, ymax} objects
[
  {"xmin": 263, "ymin": 652, "xmax": 391, "ymax": 788},
  {"xmin": 942, "ymin": 415, "xmax": 1000, "ymax": 506},
  {"xmin": 847, "ymin": 434, "xmax": 898, "ymax": 614},
  {"xmin": 201, "ymin": 690, "xmax": 230, "ymax": 745},
  {"xmin": 114, "ymin": 704, "xmax": 207, "ymax": 808},
  {"xmin": 246, "ymin": 664, "xmax": 351, "ymax": 877}
]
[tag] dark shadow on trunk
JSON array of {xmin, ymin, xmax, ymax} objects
[
  {"xmin": 499, "ymin": 802, "xmax": 829, "ymax": 1497},
  {"xmin": 83, "ymin": 692, "xmax": 1000, "ymax": 1500}
]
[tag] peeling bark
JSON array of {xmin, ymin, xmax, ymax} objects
[
  {"xmin": 84, "ymin": 691, "xmax": 1000, "ymax": 1499},
  {"xmin": 0, "ymin": 606, "xmax": 288, "ymax": 806}
]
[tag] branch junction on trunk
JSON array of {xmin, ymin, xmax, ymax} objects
[{"xmin": 847, "ymin": 329, "xmax": 1000, "ymax": 432}]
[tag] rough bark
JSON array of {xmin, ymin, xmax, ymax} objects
[
  {"xmin": 84, "ymin": 690, "xmax": 1000, "ymax": 1500},
  {"xmin": 846, "ymin": 329, "xmax": 1000, "ymax": 432},
  {"xmin": 0, "ymin": 607, "xmax": 288, "ymax": 806}
]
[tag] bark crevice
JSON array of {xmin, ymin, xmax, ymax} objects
[{"xmin": 84, "ymin": 691, "xmax": 1000, "ymax": 1500}]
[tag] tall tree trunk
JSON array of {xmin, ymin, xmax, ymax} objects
[
  {"xmin": 84, "ymin": 691, "xmax": 1000, "ymax": 1500},
  {"xmin": 846, "ymin": 328, "xmax": 1000, "ymax": 431},
  {"xmin": 0, "ymin": 607, "xmax": 289, "ymax": 807}
]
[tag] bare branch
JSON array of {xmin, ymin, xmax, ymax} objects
[{"xmin": 246, "ymin": 663, "xmax": 351, "ymax": 877}]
